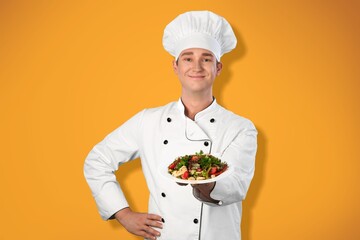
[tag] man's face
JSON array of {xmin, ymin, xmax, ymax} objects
[{"xmin": 173, "ymin": 48, "xmax": 222, "ymax": 95}]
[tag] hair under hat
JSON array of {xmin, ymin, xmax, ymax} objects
[{"xmin": 162, "ymin": 11, "xmax": 237, "ymax": 61}]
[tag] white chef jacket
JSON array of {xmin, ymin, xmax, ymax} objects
[{"xmin": 84, "ymin": 98, "xmax": 257, "ymax": 240}]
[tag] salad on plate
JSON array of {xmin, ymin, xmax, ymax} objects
[{"xmin": 168, "ymin": 150, "xmax": 228, "ymax": 181}]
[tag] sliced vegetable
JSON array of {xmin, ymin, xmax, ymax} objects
[{"xmin": 182, "ymin": 171, "xmax": 189, "ymax": 179}]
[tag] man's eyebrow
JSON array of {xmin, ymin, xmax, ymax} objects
[
  {"xmin": 202, "ymin": 53, "xmax": 214, "ymax": 57},
  {"xmin": 180, "ymin": 52, "xmax": 214, "ymax": 57},
  {"xmin": 180, "ymin": 52, "xmax": 194, "ymax": 57}
]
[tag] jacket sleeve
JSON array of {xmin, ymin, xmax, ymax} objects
[
  {"xmin": 83, "ymin": 110, "xmax": 144, "ymax": 220},
  {"xmin": 209, "ymin": 120, "xmax": 258, "ymax": 206}
]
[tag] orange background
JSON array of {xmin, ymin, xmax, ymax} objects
[{"xmin": 1, "ymin": 0, "xmax": 360, "ymax": 239}]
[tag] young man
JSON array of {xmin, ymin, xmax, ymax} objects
[{"xmin": 84, "ymin": 11, "xmax": 257, "ymax": 240}]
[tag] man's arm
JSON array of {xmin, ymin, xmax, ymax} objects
[
  {"xmin": 83, "ymin": 110, "xmax": 144, "ymax": 219},
  {"xmin": 192, "ymin": 120, "xmax": 258, "ymax": 206},
  {"xmin": 83, "ymin": 110, "xmax": 162, "ymax": 239}
]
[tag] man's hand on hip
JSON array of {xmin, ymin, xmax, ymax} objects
[{"xmin": 115, "ymin": 207, "xmax": 163, "ymax": 240}]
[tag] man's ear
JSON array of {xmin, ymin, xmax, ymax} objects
[
  {"xmin": 172, "ymin": 60, "xmax": 178, "ymax": 74},
  {"xmin": 216, "ymin": 62, "xmax": 223, "ymax": 76}
]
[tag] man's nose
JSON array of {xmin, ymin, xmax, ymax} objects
[{"xmin": 192, "ymin": 60, "xmax": 203, "ymax": 71}]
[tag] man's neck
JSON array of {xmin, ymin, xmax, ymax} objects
[{"xmin": 181, "ymin": 92, "xmax": 214, "ymax": 120}]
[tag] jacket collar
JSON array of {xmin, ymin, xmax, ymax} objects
[{"xmin": 176, "ymin": 97, "xmax": 220, "ymax": 121}]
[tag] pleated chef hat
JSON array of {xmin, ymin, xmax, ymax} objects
[{"xmin": 162, "ymin": 10, "xmax": 237, "ymax": 61}]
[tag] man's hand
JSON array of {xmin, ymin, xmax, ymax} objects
[
  {"xmin": 114, "ymin": 207, "xmax": 163, "ymax": 240},
  {"xmin": 192, "ymin": 182, "xmax": 220, "ymax": 204}
]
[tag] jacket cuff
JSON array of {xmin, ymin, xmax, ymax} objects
[
  {"xmin": 209, "ymin": 178, "xmax": 231, "ymax": 202},
  {"xmin": 94, "ymin": 182, "xmax": 129, "ymax": 220}
]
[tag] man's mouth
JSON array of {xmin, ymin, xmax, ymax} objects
[{"xmin": 188, "ymin": 75, "xmax": 205, "ymax": 79}]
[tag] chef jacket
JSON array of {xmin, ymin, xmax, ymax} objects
[{"xmin": 84, "ymin": 98, "xmax": 257, "ymax": 240}]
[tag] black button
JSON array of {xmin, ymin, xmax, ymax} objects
[
  {"xmin": 204, "ymin": 141, "xmax": 209, "ymax": 146},
  {"xmin": 210, "ymin": 118, "xmax": 215, "ymax": 123},
  {"xmin": 161, "ymin": 192, "xmax": 166, "ymax": 197},
  {"xmin": 164, "ymin": 140, "xmax": 168, "ymax": 144},
  {"xmin": 162, "ymin": 218, "xmax": 165, "ymax": 223},
  {"xmin": 193, "ymin": 218, "xmax": 199, "ymax": 224},
  {"xmin": 167, "ymin": 117, "xmax": 172, "ymax": 122}
]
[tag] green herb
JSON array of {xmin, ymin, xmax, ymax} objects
[{"xmin": 175, "ymin": 155, "xmax": 190, "ymax": 170}]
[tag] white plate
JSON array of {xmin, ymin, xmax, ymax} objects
[{"xmin": 158, "ymin": 162, "xmax": 233, "ymax": 185}]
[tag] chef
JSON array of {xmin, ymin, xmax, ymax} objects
[{"xmin": 84, "ymin": 10, "xmax": 257, "ymax": 240}]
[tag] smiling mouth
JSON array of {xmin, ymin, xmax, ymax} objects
[{"xmin": 188, "ymin": 75, "xmax": 205, "ymax": 79}]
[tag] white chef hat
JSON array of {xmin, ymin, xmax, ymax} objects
[{"xmin": 162, "ymin": 10, "xmax": 237, "ymax": 61}]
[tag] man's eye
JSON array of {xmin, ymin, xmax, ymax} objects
[
  {"xmin": 184, "ymin": 58, "xmax": 192, "ymax": 62},
  {"xmin": 203, "ymin": 58, "xmax": 212, "ymax": 62}
]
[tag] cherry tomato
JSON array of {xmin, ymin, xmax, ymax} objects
[
  {"xmin": 209, "ymin": 167, "xmax": 217, "ymax": 175},
  {"xmin": 182, "ymin": 171, "xmax": 189, "ymax": 179},
  {"xmin": 168, "ymin": 163, "xmax": 176, "ymax": 170},
  {"xmin": 214, "ymin": 165, "xmax": 228, "ymax": 176},
  {"xmin": 191, "ymin": 155, "xmax": 199, "ymax": 161}
]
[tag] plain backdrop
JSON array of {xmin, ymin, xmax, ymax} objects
[{"xmin": 1, "ymin": 0, "xmax": 359, "ymax": 239}]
